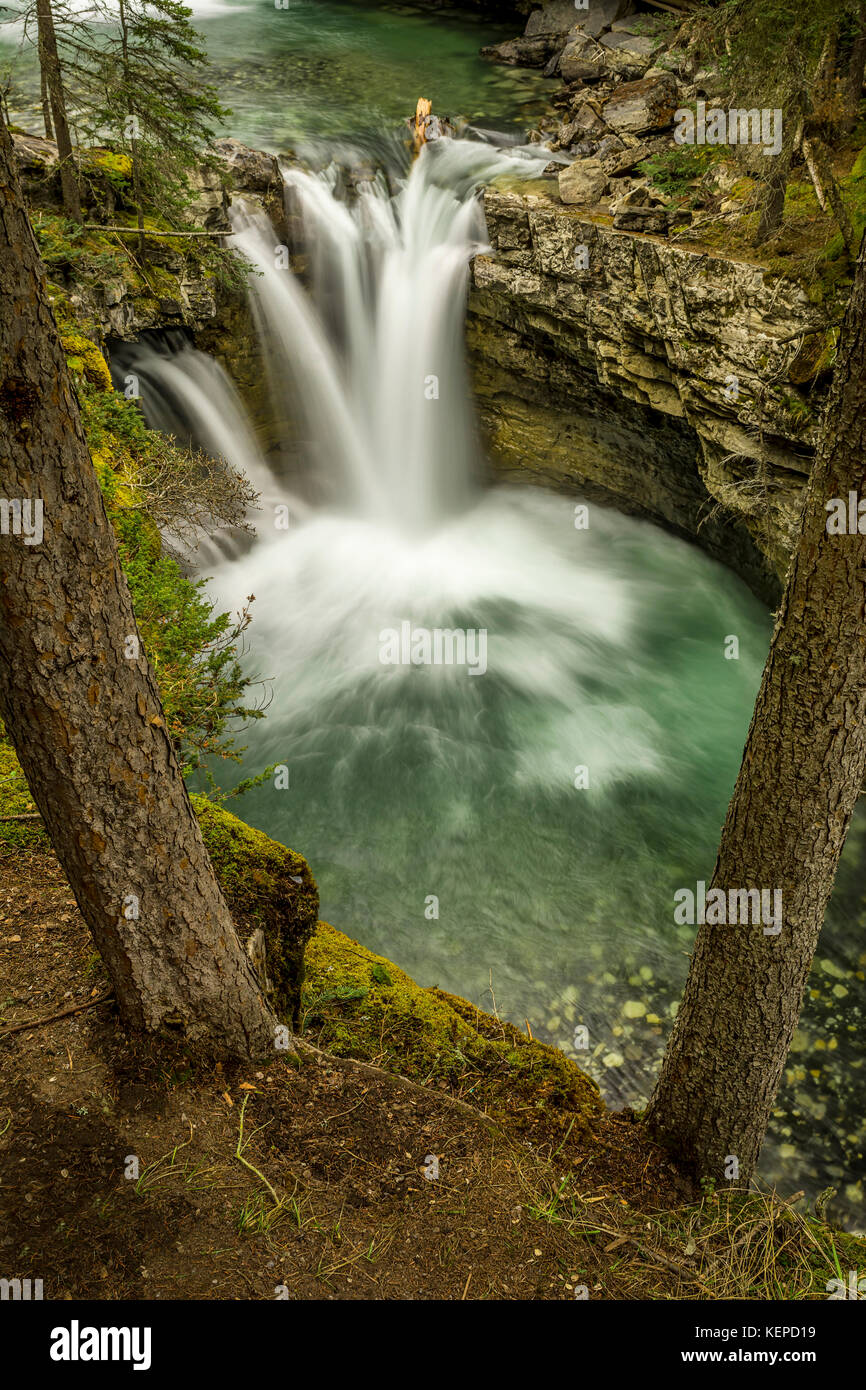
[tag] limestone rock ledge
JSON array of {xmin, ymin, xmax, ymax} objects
[{"xmin": 469, "ymin": 186, "xmax": 833, "ymax": 601}]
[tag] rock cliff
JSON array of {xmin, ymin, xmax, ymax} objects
[{"xmin": 469, "ymin": 184, "xmax": 833, "ymax": 602}]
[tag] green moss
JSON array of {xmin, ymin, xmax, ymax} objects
[
  {"xmin": 192, "ymin": 795, "xmax": 318, "ymax": 1027},
  {"xmin": 84, "ymin": 148, "xmax": 133, "ymax": 184},
  {"xmin": 60, "ymin": 331, "xmax": 113, "ymax": 391},
  {"xmin": 787, "ymin": 327, "xmax": 839, "ymax": 384},
  {"xmin": 304, "ymin": 921, "xmax": 603, "ymax": 1140},
  {"xmin": 0, "ymin": 731, "xmax": 47, "ymax": 853},
  {"xmin": 0, "ymin": 742, "xmax": 318, "ymax": 1027}
]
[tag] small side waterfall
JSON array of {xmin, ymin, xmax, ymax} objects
[{"xmin": 109, "ymin": 334, "xmax": 308, "ymax": 563}]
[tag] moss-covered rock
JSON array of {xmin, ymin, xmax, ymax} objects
[
  {"xmin": 192, "ymin": 795, "xmax": 318, "ymax": 1027},
  {"xmin": 60, "ymin": 331, "xmax": 113, "ymax": 392},
  {"xmin": 304, "ymin": 920, "xmax": 603, "ymax": 1141}
]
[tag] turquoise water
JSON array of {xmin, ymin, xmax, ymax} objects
[{"xmin": 0, "ymin": 0, "xmax": 552, "ymax": 148}]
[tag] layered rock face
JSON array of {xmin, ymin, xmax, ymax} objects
[{"xmin": 469, "ymin": 186, "xmax": 832, "ymax": 602}]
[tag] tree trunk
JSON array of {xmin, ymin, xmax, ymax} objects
[
  {"xmin": 804, "ymin": 134, "xmax": 857, "ymax": 261},
  {"xmin": 843, "ymin": 2, "xmax": 866, "ymax": 133},
  {"xmin": 36, "ymin": 0, "xmax": 79, "ymax": 221},
  {"xmin": 753, "ymin": 152, "xmax": 790, "ymax": 246},
  {"xmin": 117, "ymin": 1, "xmax": 147, "ymax": 264},
  {"xmin": 35, "ymin": 0, "xmax": 79, "ymax": 221},
  {"xmin": 0, "ymin": 112, "xmax": 278, "ymax": 1061},
  {"xmin": 645, "ymin": 229, "xmax": 866, "ymax": 1187},
  {"xmin": 36, "ymin": 13, "xmax": 54, "ymax": 143}
]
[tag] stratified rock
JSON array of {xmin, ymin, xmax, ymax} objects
[
  {"xmin": 560, "ymin": 32, "xmax": 607, "ymax": 82},
  {"xmin": 467, "ymin": 186, "xmax": 831, "ymax": 601},
  {"xmin": 482, "ymin": 34, "xmax": 560, "ymax": 66},
  {"xmin": 610, "ymin": 182, "xmax": 670, "ymax": 232},
  {"xmin": 602, "ymin": 71, "xmax": 678, "ymax": 134},
  {"xmin": 600, "ymin": 31, "xmax": 662, "ymax": 77},
  {"xmin": 212, "ymin": 137, "xmax": 281, "ymax": 194},
  {"xmin": 558, "ymin": 157, "xmax": 610, "ymax": 205}
]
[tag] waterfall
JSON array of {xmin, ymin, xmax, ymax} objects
[
  {"xmin": 119, "ymin": 138, "xmax": 780, "ymax": 1178},
  {"xmin": 111, "ymin": 335, "xmax": 310, "ymax": 564},
  {"xmin": 226, "ymin": 139, "xmax": 551, "ymax": 528}
]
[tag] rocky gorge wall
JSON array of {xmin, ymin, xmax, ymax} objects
[{"xmin": 468, "ymin": 185, "xmax": 829, "ymax": 605}]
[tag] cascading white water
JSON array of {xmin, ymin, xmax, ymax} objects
[
  {"xmin": 122, "ymin": 339, "xmax": 309, "ymax": 563},
  {"xmin": 226, "ymin": 141, "xmax": 550, "ymax": 527}
]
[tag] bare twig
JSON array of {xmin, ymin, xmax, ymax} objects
[
  {"xmin": 82, "ymin": 224, "xmax": 225, "ymax": 238},
  {"xmin": 0, "ymin": 989, "xmax": 113, "ymax": 1039}
]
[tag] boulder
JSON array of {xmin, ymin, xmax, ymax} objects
[
  {"xmin": 610, "ymin": 182, "xmax": 670, "ymax": 232},
  {"xmin": 212, "ymin": 137, "xmax": 281, "ymax": 194},
  {"xmin": 601, "ymin": 135, "xmax": 666, "ymax": 176},
  {"xmin": 11, "ymin": 130, "xmax": 58, "ymax": 175},
  {"xmin": 560, "ymin": 32, "xmax": 607, "ymax": 82},
  {"xmin": 600, "ymin": 32, "xmax": 662, "ymax": 77},
  {"xmin": 558, "ymin": 157, "xmax": 610, "ymax": 205},
  {"xmin": 185, "ymin": 163, "xmax": 231, "ymax": 232},
  {"xmin": 11, "ymin": 132, "xmax": 63, "ymax": 210},
  {"xmin": 525, "ymin": 0, "xmax": 588, "ymax": 36},
  {"xmin": 602, "ymin": 71, "xmax": 678, "ymax": 134},
  {"xmin": 481, "ymin": 35, "xmax": 559, "ymax": 67},
  {"xmin": 576, "ymin": 0, "xmax": 634, "ymax": 39},
  {"xmin": 571, "ymin": 102, "xmax": 608, "ymax": 136},
  {"xmin": 595, "ymin": 133, "xmax": 627, "ymax": 162},
  {"xmin": 610, "ymin": 13, "xmax": 670, "ymax": 36}
]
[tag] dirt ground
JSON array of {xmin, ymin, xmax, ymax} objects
[{"xmin": 0, "ymin": 844, "xmax": 856, "ymax": 1302}]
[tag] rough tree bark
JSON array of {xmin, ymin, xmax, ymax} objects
[
  {"xmin": 117, "ymin": 0, "xmax": 147, "ymax": 263},
  {"xmin": 36, "ymin": 13, "xmax": 54, "ymax": 143},
  {"xmin": 753, "ymin": 152, "xmax": 791, "ymax": 246},
  {"xmin": 843, "ymin": 2, "xmax": 866, "ymax": 134},
  {"xmin": 35, "ymin": 0, "xmax": 80, "ymax": 222},
  {"xmin": 645, "ymin": 230, "xmax": 866, "ymax": 1186},
  {"xmin": 0, "ymin": 111, "xmax": 278, "ymax": 1060}
]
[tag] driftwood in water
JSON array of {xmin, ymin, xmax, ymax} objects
[{"xmin": 407, "ymin": 98, "xmax": 456, "ymax": 159}]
